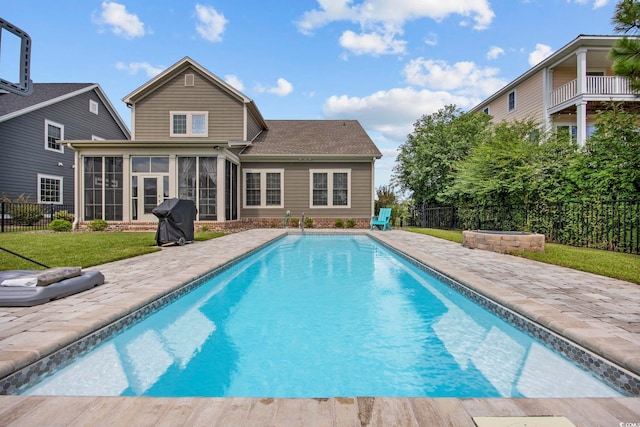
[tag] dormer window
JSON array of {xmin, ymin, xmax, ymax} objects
[{"xmin": 170, "ymin": 111, "xmax": 208, "ymax": 137}]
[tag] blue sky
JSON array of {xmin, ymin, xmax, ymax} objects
[{"xmin": 1, "ymin": 0, "xmax": 619, "ymax": 188}]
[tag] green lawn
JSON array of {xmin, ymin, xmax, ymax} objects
[
  {"xmin": 406, "ymin": 227, "xmax": 640, "ymax": 285},
  {"xmin": 0, "ymin": 231, "xmax": 225, "ymax": 271}
]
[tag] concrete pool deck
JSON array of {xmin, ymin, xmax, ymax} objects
[{"xmin": 0, "ymin": 228, "xmax": 639, "ymax": 425}]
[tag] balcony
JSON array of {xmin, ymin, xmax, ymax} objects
[{"xmin": 550, "ymin": 76, "xmax": 633, "ymax": 107}]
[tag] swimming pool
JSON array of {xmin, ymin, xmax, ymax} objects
[{"xmin": 21, "ymin": 235, "xmax": 623, "ymax": 397}]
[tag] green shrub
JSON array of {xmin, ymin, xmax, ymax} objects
[
  {"xmin": 304, "ymin": 216, "xmax": 314, "ymax": 228},
  {"xmin": 49, "ymin": 219, "xmax": 72, "ymax": 232},
  {"xmin": 199, "ymin": 224, "xmax": 210, "ymax": 232},
  {"xmin": 10, "ymin": 204, "xmax": 44, "ymax": 226},
  {"xmin": 346, "ymin": 219, "xmax": 357, "ymax": 228},
  {"xmin": 334, "ymin": 219, "xmax": 345, "ymax": 228},
  {"xmin": 290, "ymin": 217, "xmax": 300, "ymax": 228},
  {"xmin": 87, "ymin": 219, "xmax": 108, "ymax": 231},
  {"xmin": 53, "ymin": 210, "xmax": 74, "ymax": 222}
]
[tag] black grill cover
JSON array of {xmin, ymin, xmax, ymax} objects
[{"xmin": 152, "ymin": 199, "xmax": 196, "ymax": 246}]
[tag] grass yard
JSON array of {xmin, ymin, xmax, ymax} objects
[
  {"xmin": 0, "ymin": 231, "xmax": 225, "ymax": 271},
  {"xmin": 407, "ymin": 227, "xmax": 640, "ymax": 285}
]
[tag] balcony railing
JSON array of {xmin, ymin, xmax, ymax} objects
[{"xmin": 550, "ymin": 76, "xmax": 633, "ymax": 107}]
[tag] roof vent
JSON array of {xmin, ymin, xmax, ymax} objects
[{"xmin": 185, "ymin": 74, "xmax": 195, "ymax": 87}]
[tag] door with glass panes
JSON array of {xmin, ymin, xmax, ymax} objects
[{"xmin": 131, "ymin": 157, "xmax": 169, "ymax": 221}]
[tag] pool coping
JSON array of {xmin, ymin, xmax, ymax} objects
[{"xmin": 1, "ymin": 229, "xmax": 639, "ymax": 398}]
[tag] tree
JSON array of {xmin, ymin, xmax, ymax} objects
[
  {"xmin": 392, "ymin": 105, "xmax": 491, "ymax": 205},
  {"xmin": 570, "ymin": 105, "xmax": 640, "ymax": 199},
  {"xmin": 610, "ymin": 0, "xmax": 640, "ymax": 92},
  {"xmin": 444, "ymin": 119, "xmax": 578, "ymax": 207}
]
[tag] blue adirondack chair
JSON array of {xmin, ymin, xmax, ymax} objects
[{"xmin": 370, "ymin": 207, "xmax": 393, "ymax": 231}]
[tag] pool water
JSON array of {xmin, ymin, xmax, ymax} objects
[{"xmin": 23, "ymin": 235, "xmax": 621, "ymax": 398}]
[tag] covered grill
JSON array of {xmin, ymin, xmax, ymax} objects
[{"xmin": 152, "ymin": 199, "xmax": 197, "ymax": 246}]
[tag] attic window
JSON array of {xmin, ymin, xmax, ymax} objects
[
  {"xmin": 185, "ymin": 74, "xmax": 195, "ymax": 87},
  {"xmin": 89, "ymin": 99, "xmax": 99, "ymax": 115},
  {"xmin": 170, "ymin": 111, "xmax": 208, "ymax": 137}
]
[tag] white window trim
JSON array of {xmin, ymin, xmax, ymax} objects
[
  {"xmin": 309, "ymin": 169, "xmax": 351, "ymax": 209},
  {"xmin": 170, "ymin": 111, "xmax": 209, "ymax": 137},
  {"xmin": 89, "ymin": 99, "xmax": 99, "ymax": 115},
  {"xmin": 507, "ymin": 90, "xmax": 516, "ymax": 113},
  {"xmin": 242, "ymin": 169, "xmax": 284, "ymax": 209},
  {"xmin": 37, "ymin": 173, "xmax": 63, "ymax": 204},
  {"xmin": 483, "ymin": 106, "xmax": 490, "ymax": 115},
  {"xmin": 91, "ymin": 135, "xmax": 105, "ymax": 141},
  {"xmin": 44, "ymin": 119, "xmax": 64, "ymax": 153}
]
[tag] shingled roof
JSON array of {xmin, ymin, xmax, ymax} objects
[
  {"xmin": 0, "ymin": 83, "xmax": 94, "ymax": 117},
  {"xmin": 243, "ymin": 120, "xmax": 382, "ymax": 158}
]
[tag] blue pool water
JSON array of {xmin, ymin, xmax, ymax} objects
[{"xmin": 24, "ymin": 235, "xmax": 621, "ymax": 398}]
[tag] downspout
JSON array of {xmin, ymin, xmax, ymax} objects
[{"xmin": 70, "ymin": 143, "xmax": 80, "ymax": 230}]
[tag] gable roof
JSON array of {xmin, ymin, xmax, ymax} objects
[
  {"xmin": 122, "ymin": 56, "xmax": 267, "ymax": 130},
  {"xmin": 242, "ymin": 120, "xmax": 382, "ymax": 158},
  {"xmin": 470, "ymin": 34, "xmax": 623, "ymax": 112},
  {"xmin": 0, "ymin": 83, "xmax": 130, "ymax": 137}
]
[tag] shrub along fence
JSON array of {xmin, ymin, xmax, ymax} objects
[
  {"xmin": 0, "ymin": 202, "xmax": 75, "ymax": 232},
  {"xmin": 410, "ymin": 199, "xmax": 640, "ymax": 254}
]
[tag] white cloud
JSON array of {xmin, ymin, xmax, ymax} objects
[
  {"xmin": 115, "ymin": 61, "xmax": 164, "ymax": 77},
  {"xmin": 297, "ymin": 0, "xmax": 495, "ymax": 34},
  {"xmin": 424, "ymin": 33, "xmax": 438, "ymax": 46},
  {"xmin": 486, "ymin": 46, "xmax": 505, "ymax": 60},
  {"xmin": 339, "ymin": 30, "xmax": 406, "ymax": 56},
  {"xmin": 95, "ymin": 1, "xmax": 146, "ymax": 39},
  {"xmin": 224, "ymin": 75, "xmax": 244, "ymax": 91},
  {"xmin": 195, "ymin": 4, "xmax": 228, "ymax": 42},
  {"xmin": 256, "ymin": 78, "xmax": 294, "ymax": 96},
  {"xmin": 323, "ymin": 87, "xmax": 476, "ymax": 141},
  {"xmin": 528, "ymin": 43, "xmax": 554, "ymax": 66},
  {"xmin": 572, "ymin": 0, "xmax": 610, "ymax": 9},
  {"xmin": 403, "ymin": 58, "xmax": 506, "ymax": 99}
]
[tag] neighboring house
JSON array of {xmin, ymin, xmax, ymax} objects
[
  {"xmin": 65, "ymin": 57, "xmax": 382, "ymax": 228},
  {"xmin": 0, "ymin": 83, "xmax": 130, "ymax": 206},
  {"xmin": 471, "ymin": 35, "xmax": 639, "ymax": 146}
]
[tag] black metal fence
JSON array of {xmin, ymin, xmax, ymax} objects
[
  {"xmin": 410, "ymin": 199, "xmax": 640, "ymax": 254},
  {"xmin": 0, "ymin": 202, "xmax": 75, "ymax": 233}
]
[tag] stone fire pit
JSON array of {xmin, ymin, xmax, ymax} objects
[{"xmin": 462, "ymin": 230, "xmax": 545, "ymax": 253}]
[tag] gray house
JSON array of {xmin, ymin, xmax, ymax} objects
[
  {"xmin": 0, "ymin": 83, "xmax": 130, "ymax": 206},
  {"xmin": 66, "ymin": 57, "xmax": 382, "ymax": 229}
]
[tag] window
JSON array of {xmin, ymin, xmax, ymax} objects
[
  {"xmin": 310, "ymin": 169, "xmax": 351, "ymax": 208},
  {"xmin": 508, "ymin": 91, "xmax": 516, "ymax": 112},
  {"xmin": 243, "ymin": 169, "xmax": 284, "ymax": 208},
  {"xmin": 185, "ymin": 74, "xmax": 195, "ymax": 86},
  {"xmin": 91, "ymin": 135, "xmax": 105, "ymax": 141},
  {"xmin": 170, "ymin": 111, "xmax": 208, "ymax": 137},
  {"xmin": 38, "ymin": 174, "xmax": 62, "ymax": 204},
  {"xmin": 89, "ymin": 99, "xmax": 99, "ymax": 115},
  {"xmin": 84, "ymin": 157, "xmax": 123, "ymax": 220},
  {"xmin": 45, "ymin": 120, "xmax": 64, "ymax": 153},
  {"xmin": 483, "ymin": 107, "xmax": 490, "ymax": 115},
  {"xmin": 177, "ymin": 156, "xmax": 217, "ymax": 220}
]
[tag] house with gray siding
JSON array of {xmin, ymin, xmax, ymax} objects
[
  {"xmin": 0, "ymin": 83, "xmax": 130, "ymax": 207},
  {"xmin": 65, "ymin": 57, "xmax": 382, "ymax": 229}
]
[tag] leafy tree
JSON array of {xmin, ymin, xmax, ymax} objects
[
  {"xmin": 375, "ymin": 185, "xmax": 397, "ymax": 209},
  {"xmin": 570, "ymin": 106, "xmax": 640, "ymax": 199},
  {"xmin": 444, "ymin": 120, "xmax": 579, "ymax": 206},
  {"xmin": 610, "ymin": 0, "xmax": 640, "ymax": 92},
  {"xmin": 392, "ymin": 105, "xmax": 491, "ymax": 205}
]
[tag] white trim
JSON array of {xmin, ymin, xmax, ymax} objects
[
  {"xmin": 44, "ymin": 119, "xmax": 64, "ymax": 153},
  {"xmin": 170, "ymin": 111, "xmax": 209, "ymax": 137},
  {"xmin": 309, "ymin": 168, "xmax": 351, "ymax": 209},
  {"xmin": 91, "ymin": 135, "xmax": 105, "ymax": 141},
  {"xmin": 242, "ymin": 168, "xmax": 284, "ymax": 209},
  {"xmin": 37, "ymin": 173, "xmax": 63, "ymax": 204},
  {"xmin": 185, "ymin": 73, "xmax": 195, "ymax": 86},
  {"xmin": 89, "ymin": 99, "xmax": 99, "ymax": 115}
]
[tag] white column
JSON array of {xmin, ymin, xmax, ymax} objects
[
  {"xmin": 217, "ymin": 153, "xmax": 226, "ymax": 222},
  {"xmin": 122, "ymin": 154, "xmax": 131, "ymax": 221},
  {"xmin": 576, "ymin": 48, "xmax": 587, "ymax": 95},
  {"xmin": 576, "ymin": 101, "xmax": 587, "ymax": 147}
]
